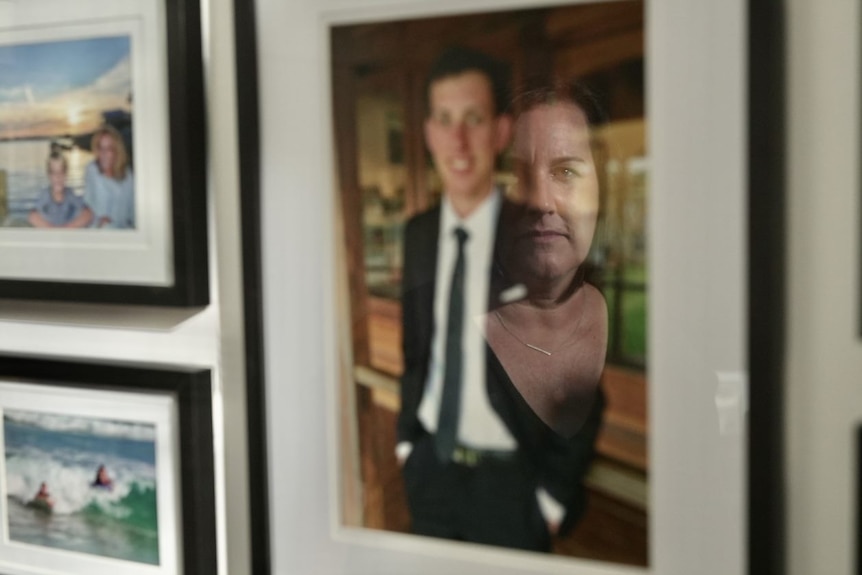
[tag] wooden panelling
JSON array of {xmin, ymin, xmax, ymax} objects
[
  {"xmin": 597, "ymin": 365, "xmax": 648, "ymax": 470},
  {"xmin": 554, "ymin": 488, "xmax": 648, "ymax": 566},
  {"xmin": 367, "ymin": 296, "xmax": 403, "ymax": 376}
]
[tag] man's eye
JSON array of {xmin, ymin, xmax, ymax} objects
[
  {"xmin": 434, "ymin": 113, "xmax": 451, "ymax": 126},
  {"xmin": 464, "ymin": 111, "xmax": 484, "ymax": 126}
]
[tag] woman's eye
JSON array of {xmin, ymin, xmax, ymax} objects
[{"xmin": 551, "ymin": 166, "xmax": 578, "ymax": 181}]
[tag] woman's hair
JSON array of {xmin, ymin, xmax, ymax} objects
[
  {"xmin": 91, "ymin": 124, "xmax": 129, "ymax": 180},
  {"xmin": 511, "ymin": 78, "xmax": 607, "ymax": 127}
]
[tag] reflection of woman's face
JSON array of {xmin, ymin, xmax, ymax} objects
[
  {"xmin": 96, "ymin": 133, "xmax": 117, "ymax": 176},
  {"xmin": 505, "ymin": 102, "xmax": 599, "ymax": 285}
]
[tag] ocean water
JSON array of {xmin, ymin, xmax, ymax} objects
[
  {"xmin": 0, "ymin": 139, "xmax": 93, "ymax": 225},
  {"xmin": 3, "ymin": 411, "xmax": 160, "ymax": 565}
]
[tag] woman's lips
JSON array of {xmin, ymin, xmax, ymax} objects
[{"xmin": 522, "ymin": 229, "xmax": 568, "ymax": 241}]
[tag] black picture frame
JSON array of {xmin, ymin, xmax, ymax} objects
[
  {"xmin": 858, "ymin": 425, "xmax": 862, "ymax": 575},
  {"xmin": 748, "ymin": 2, "xmax": 786, "ymax": 575},
  {"xmin": 234, "ymin": 0, "xmax": 788, "ymax": 573},
  {"xmin": 232, "ymin": 0, "xmax": 271, "ymax": 573},
  {"xmin": 0, "ymin": 0, "xmax": 208, "ymax": 307},
  {"xmin": 0, "ymin": 355, "xmax": 217, "ymax": 575}
]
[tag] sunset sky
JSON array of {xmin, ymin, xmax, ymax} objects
[{"xmin": 0, "ymin": 35, "xmax": 131, "ymax": 140}]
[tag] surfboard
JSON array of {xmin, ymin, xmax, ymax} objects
[{"xmin": 26, "ymin": 498, "xmax": 53, "ymax": 514}]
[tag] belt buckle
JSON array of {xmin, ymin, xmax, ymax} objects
[{"xmin": 453, "ymin": 446, "xmax": 479, "ymax": 467}]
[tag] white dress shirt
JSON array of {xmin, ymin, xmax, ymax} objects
[
  {"xmin": 398, "ymin": 188, "xmax": 564, "ymax": 523},
  {"xmin": 416, "ymin": 188, "xmax": 517, "ymax": 450}
]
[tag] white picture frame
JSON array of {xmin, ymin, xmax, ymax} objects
[{"xmin": 247, "ymin": 0, "xmax": 768, "ymax": 573}]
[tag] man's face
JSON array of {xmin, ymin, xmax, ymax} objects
[
  {"xmin": 505, "ymin": 102, "xmax": 599, "ymax": 284},
  {"xmin": 48, "ymin": 158, "xmax": 67, "ymax": 192},
  {"xmin": 424, "ymin": 71, "xmax": 511, "ymax": 214}
]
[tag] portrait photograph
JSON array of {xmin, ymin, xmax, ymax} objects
[{"xmin": 330, "ymin": 0, "xmax": 648, "ymax": 568}]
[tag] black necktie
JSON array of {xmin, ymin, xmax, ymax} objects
[{"xmin": 436, "ymin": 227, "xmax": 468, "ymax": 461}]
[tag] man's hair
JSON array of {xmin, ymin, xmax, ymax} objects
[
  {"xmin": 512, "ymin": 79, "xmax": 608, "ymax": 127},
  {"xmin": 45, "ymin": 151, "xmax": 68, "ymax": 174},
  {"xmin": 425, "ymin": 46, "xmax": 511, "ymax": 117}
]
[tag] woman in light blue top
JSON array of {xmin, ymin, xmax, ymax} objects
[{"xmin": 84, "ymin": 124, "xmax": 135, "ymax": 229}]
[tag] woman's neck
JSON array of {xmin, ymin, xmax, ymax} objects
[
  {"xmin": 513, "ymin": 266, "xmax": 584, "ymax": 310},
  {"xmin": 502, "ymin": 281, "xmax": 585, "ymax": 330}
]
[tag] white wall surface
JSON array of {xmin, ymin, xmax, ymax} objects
[
  {"xmin": 786, "ymin": 1, "xmax": 862, "ymax": 574},
  {"xmin": 0, "ymin": 0, "xmax": 249, "ymax": 573}
]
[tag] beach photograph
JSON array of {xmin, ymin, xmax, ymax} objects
[
  {"xmin": 2, "ymin": 408, "xmax": 160, "ymax": 565},
  {"xmin": 0, "ymin": 34, "xmax": 136, "ymax": 229}
]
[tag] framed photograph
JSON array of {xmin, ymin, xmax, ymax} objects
[
  {"xmin": 329, "ymin": 1, "xmax": 650, "ymax": 566},
  {"xmin": 239, "ymin": 0, "xmax": 785, "ymax": 573},
  {"xmin": 0, "ymin": 0, "xmax": 208, "ymax": 306},
  {"xmin": 0, "ymin": 356, "xmax": 216, "ymax": 575}
]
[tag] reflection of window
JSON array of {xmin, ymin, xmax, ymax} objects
[
  {"xmin": 357, "ymin": 91, "xmax": 406, "ymax": 299},
  {"xmin": 362, "ymin": 185, "xmax": 404, "ymax": 299},
  {"xmin": 589, "ymin": 120, "xmax": 647, "ymax": 368}
]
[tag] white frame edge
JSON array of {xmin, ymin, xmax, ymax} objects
[{"xmin": 258, "ymin": 0, "xmax": 747, "ymax": 573}]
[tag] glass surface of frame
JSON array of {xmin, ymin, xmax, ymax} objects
[
  {"xmin": 330, "ymin": 3, "xmax": 648, "ymax": 567},
  {"xmin": 251, "ymin": 0, "xmax": 756, "ymax": 573}
]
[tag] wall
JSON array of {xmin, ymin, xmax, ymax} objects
[
  {"xmin": 0, "ymin": 0, "xmax": 250, "ymax": 573},
  {"xmin": 787, "ymin": 1, "xmax": 862, "ymax": 574},
  {"xmin": 4, "ymin": 0, "xmax": 861, "ymax": 573}
]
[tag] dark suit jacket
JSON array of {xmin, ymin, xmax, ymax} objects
[
  {"xmin": 397, "ymin": 205, "xmax": 442, "ymax": 446},
  {"xmin": 396, "ymin": 200, "xmax": 602, "ymax": 534}
]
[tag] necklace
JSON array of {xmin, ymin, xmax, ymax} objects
[
  {"xmin": 492, "ymin": 311, "xmax": 556, "ymax": 356},
  {"xmin": 493, "ymin": 298, "xmax": 587, "ymax": 357}
]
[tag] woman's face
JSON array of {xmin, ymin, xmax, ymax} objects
[
  {"xmin": 504, "ymin": 102, "xmax": 600, "ymax": 285},
  {"xmin": 96, "ymin": 133, "xmax": 117, "ymax": 176}
]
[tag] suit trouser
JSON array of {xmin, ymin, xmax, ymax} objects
[{"xmin": 401, "ymin": 431, "xmax": 550, "ymax": 552}]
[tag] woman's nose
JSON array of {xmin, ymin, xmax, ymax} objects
[{"xmin": 523, "ymin": 175, "xmax": 554, "ymax": 213}]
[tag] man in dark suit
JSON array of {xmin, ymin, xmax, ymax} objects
[{"xmin": 396, "ymin": 47, "xmax": 602, "ymax": 552}]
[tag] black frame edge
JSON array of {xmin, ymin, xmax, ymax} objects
[
  {"xmin": 748, "ymin": 2, "xmax": 787, "ymax": 574},
  {"xmin": 858, "ymin": 425, "xmax": 862, "ymax": 575},
  {"xmin": 165, "ymin": 0, "xmax": 210, "ymax": 307},
  {"xmin": 178, "ymin": 369, "xmax": 218, "ymax": 575},
  {"xmin": 232, "ymin": 0, "xmax": 272, "ymax": 573}
]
